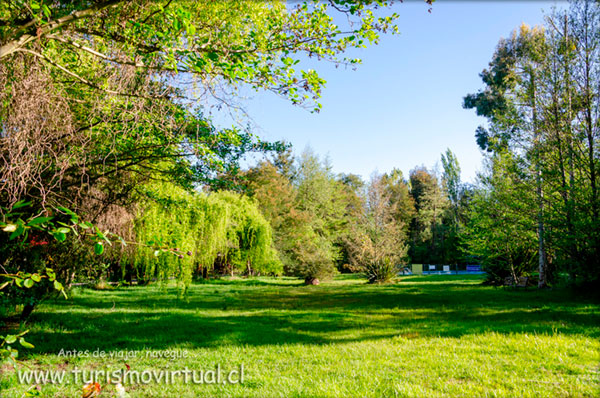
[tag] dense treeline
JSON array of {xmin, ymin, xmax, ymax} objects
[
  {"xmin": 464, "ymin": 0, "xmax": 600, "ymax": 289},
  {"xmin": 242, "ymin": 147, "xmax": 468, "ymax": 284}
]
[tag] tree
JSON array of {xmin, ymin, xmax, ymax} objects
[
  {"xmin": 132, "ymin": 182, "xmax": 281, "ymax": 290},
  {"xmin": 464, "ymin": 0, "xmax": 600, "ymax": 289},
  {"xmin": 0, "ymin": 0, "xmax": 420, "ymax": 288},
  {"xmin": 440, "ymin": 149, "xmax": 464, "ymax": 265},
  {"xmin": 560, "ymin": 0, "xmax": 600, "ymax": 286},
  {"xmin": 291, "ymin": 149, "xmax": 347, "ymax": 282},
  {"xmin": 336, "ymin": 173, "xmax": 366, "ymax": 271},
  {"xmin": 271, "ymin": 144, "xmax": 297, "ymax": 182},
  {"xmin": 380, "ymin": 168, "xmax": 415, "ymax": 237},
  {"xmin": 464, "ymin": 23, "xmax": 551, "ymax": 287},
  {"xmin": 0, "ymin": 0, "xmax": 409, "ymax": 226},
  {"xmin": 0, "ymin": 1, "xmax": 404, "ymax": 110},
  {"xmin": 409, "ymin": 166, "xmax": 449, "ymax": 264},
  {"xmin": 348, "ymin": 174, "xmax": 408, "ymax": 283},
  {"xmin": 441, "ymin": 149, "xmax": 461, "ymax": 219},
  {"xmin": 243, "ymin": 161, "xmax": 306, "ymax": 274},
  {"xmin": 463, "ymin": 154, "xmax": 537, "ymax": 285}
]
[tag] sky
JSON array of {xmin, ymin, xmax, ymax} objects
[{"xmin": 212, "ymin": 0, "xmax": 566, "ymax": 184}]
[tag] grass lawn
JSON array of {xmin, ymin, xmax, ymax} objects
[{"xmin": 1, "ymin": 274, "xmax": 599, "ymax": 397}]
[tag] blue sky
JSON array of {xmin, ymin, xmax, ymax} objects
[{"xmin": 213, "ymin": 0, "xmax": 565, "ymax": 183}]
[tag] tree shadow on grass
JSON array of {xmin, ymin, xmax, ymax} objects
[
  {"xmin": 196, "ymin": 277, "xmax": 305, "ymax": 287},
  {"xmin": 23, "ymin": 279, "xmax": 600, "ymax": 356}
]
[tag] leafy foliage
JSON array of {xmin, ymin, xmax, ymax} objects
[
  {"xmin": 464, "ymin": 2, "xmax": 600, "ymax": 288},
  {"xmin": 131, "ymin": 182, "xmax": 281, "ymax": 291},
  {"xmin": 347, "ymin": 174, "xmax": 408, "ymax": 283}
]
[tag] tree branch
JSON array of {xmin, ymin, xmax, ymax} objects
[
  {"xmin": 0, "ymin": 0, "xmax": 124, "ymax": 59},
  {"xmin": 15, "ymin": 48, "xmax": 171, "ymax": 100}
]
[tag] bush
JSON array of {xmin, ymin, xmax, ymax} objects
[
  {"xmin": 290, "ymin": 234, "xmax": 338, "ymax": 285},
  {"xmin": 365, "ymin": 258, "xmax": 398, "ymax": 284}
]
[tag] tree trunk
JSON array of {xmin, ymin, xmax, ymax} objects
[
  {"xmin": 531, "ymin": 70, "xmax": 548, "ymax": 288},
  {"xmin": 20, "ymin": 304, "xmax": 35, "ymax": 321},
  {"xmin": 562, "ymin": 15, "xmax": 578, "ymax": 282}
]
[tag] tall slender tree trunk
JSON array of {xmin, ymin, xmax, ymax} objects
[
  {"xmin": 531, "ymin": 71, "xmax": 548, "ymax": 288},
  {"xmin": 563, "ymin": 15, "xmax": 578, "ymax": 282},
  {"xmin": 581, "ymin": 10, "xmax": 600, "ymax": 268}
]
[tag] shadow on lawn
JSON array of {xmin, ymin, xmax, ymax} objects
[
  {"xmin": 25, "ymin": 276, "xmax": 600, "ymax": 355},
  {"xmin": 196, "ymin": 277, "xmax": 305, "ymax": 287}
]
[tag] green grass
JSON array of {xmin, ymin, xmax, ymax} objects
[{"xmin": 1, "ymin": 274, "xmax": 599, "ymax": 397}]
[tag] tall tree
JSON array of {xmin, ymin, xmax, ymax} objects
[
  {"xmin": 381, "ymin": 168, "xmax": 415, "ymax": 236},
  {"xmin": 292, "ymin": 148, "xmax": 347, "ymax": 281},
  {"xmin": 464, "ymin": 0, "xmax": 600, "ymax": 288},
  {"xmin": 348, "ymin": 174, "xmax": 408, "ymax": 283},
  {"xmin": 244, "ymin": 161, "xmax": 308, "ymax": 274},
  {"xmin": 440, "ymin": 149, "xmax": 464, "ymax": 264},
  {"xmin": 463, "ymin": 154, "xmax": 538, "ymax": 285},
  {"xmin": 409, "ymin": 166, "xmax": 448, "ymax": 264},
  {"xmin": 464, "ymin": 24, "xmax": 551, "ymax": 287},
  {"xmin": 441, "ymin": 149, "xmax": 461, "ymax": 220}
]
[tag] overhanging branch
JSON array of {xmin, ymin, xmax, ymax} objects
[{"xmin": 0, "ymin": 0, "xmax": 124, "ymax": 59}]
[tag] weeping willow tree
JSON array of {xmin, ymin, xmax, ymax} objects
[
  {"xmin": 131, "ymin": 182, "xmax": 281, "ymax": 290},
  {"xmin": 214, "ymin": 191, "xmax": 282, "ymax": 276}
]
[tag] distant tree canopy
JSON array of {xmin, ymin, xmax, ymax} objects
[
  {"xmin": 244, "ymin": 149, "xmax": 350, "ymax": 284},
  {"xmin": 243, "ymin": 147, "xmax": 467, "ymax": 284}
]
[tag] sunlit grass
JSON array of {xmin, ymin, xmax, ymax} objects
[{"xmin": 1, "ymin": 274, "xmax": 599, "ymax": 397}]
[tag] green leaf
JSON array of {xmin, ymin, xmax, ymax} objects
[
  {"xmin": 56, "ymin": 227, "xmax": 70, "ymax": 234},
  {"xmin": 9, "ymin": 224, "xmax": 25, "ymax": 240},
  {"xmin": 42, "ymin": 4, "xmax": 51, "ymax": 19},
  {"xmin": 97, "ymin": 230, "xmax": 112, "ymax": 245},
  {"xmin": 46, "ymin": 269, "xmax": 56, "ymax": 281},
  {"xmin": 31, "ymin": 274, "xmax": 41, "ymax": 282},
  {"xmin": 53, "ymin": 232, "xmax": 66, "ymax": 242},
  {"xmin": 24, "ymin": 278, "xmax": 34, "ymax": 288},
  {"xmin": 16, "ymin": 329, "xmax": 29, "ymax": 338},
  {"xmin": 27, "ymin": 216, "xmax": 53, "ymax": 226},
  {"xmin": 53, "ymin": 280, "xmax": 63, "ymax": 291},
  {"xmin": 4, "ymin": 335, "xmax": 17, "ymax": 344},
  {"xmin": 94, "ymin": 242, "xmax": 104, "ymax": 255},
  {"xmin": 19, "ymin": 338, "xmax": 34, "ymax": 349},
  {"xmin": 11, "ymin": 200, "xmax": 31, "ymax": 210}
]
